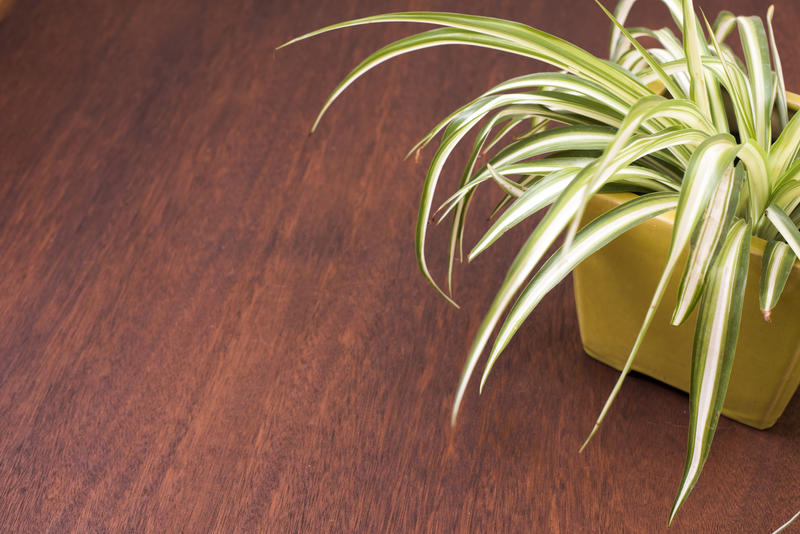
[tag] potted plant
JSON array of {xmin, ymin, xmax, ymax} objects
[{"xmin": 282, "ymin": 0, "xmax": 800, "ymax": 525}]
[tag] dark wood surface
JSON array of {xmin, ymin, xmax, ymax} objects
[{"xmin": 0, "ymin": 0, "xmax": 798, "ymax": 532}]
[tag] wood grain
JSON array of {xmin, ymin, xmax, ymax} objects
[{"xmin": 0, "ymin": 0, "xmax": 798, "ymax": 532}]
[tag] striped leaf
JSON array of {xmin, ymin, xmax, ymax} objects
[
  {"xmin": 280, "ymin": 12, "xmax": 649, "ymax": 101},
  {"xmin": 470, "ymin": 164, "xmax": 676, "ymax": 258},
  {"xmin": 766, "ymin": 173, "xmax": 800, "ymax": 224},
  {"xmin": 681, "ymin": 0, "xmax": 711, "ymax": 119},
  {"xmin": 765, "ymin": 204, "xmax": 800, "ymax": 260},
  {"xmin": 670, "ymin": 219, "xmax": 751, "ymax": 523},
  {"xmin": 766, "ymin": 6, "xmax": 788, "ymax": 130},
  {"xmin": 671, "ymin": 164, "xmax": 742, "ymax": 325},
  {"xmin": 596, "ymin": 0, "xmax": 685, "ymax": 100},
  {"xmin": 411, "ymin": 71, "xmax": 633, "ymax": 157},
  {"xmin": 453, "ymin": 124, "xmax": 704, "ymax": 422},
  {"xmin": 446, "ymin": 109, "xmax": 528, "ymax": 294},
  {"xmin": 736, "ymin": 16, "xmax": 773, "ymax": 149},
  {"xmin": 629, "ymin": 26, "xmax": 692, "ymax": 94},
  {"xmin": 424, "ymin": 92, "xmax": 625, "ymax": 304},
  {"xmin": 608, "ymin": 0, "xmax": 637, "ymax": 62},
  {"xmin": 562, "ymin": 95, "xmax": 715, "ymax": 252},
  {"xmin": 481, "ymin": 192, "xmax": 679, "ymax": 386},
  {"xmin": 467, "ymin": 167, "xmax": 579, "ymax": 258},
  {"xmin": 736, "ymin": 139, "xmax": 769, "ymax": 223},
  {"xmin": 701, "ymin": 19, "xmax": 756, "ymax": 141},
  {"xmin": 482, "ymin": 72, "xmax": 633, "ymax": 111},
  {"xmin": 437, "ymin": 126, "xmax": 617, "ymax": 217},
  {"xmin": 293, "ymin": 28, "xmax": 529, "ymax": 132},
  {"xmin": 769, "ymin": 109, "xmax": 800, "ymax": 182},
  {"xmin": 486, "ymin": 163, "xmax": 524, "ymax": 197},
  {"xmin": 713, "ymin": 10, "xmax": 737, "ymax": 42},
  {"xmin": 759, "ymin": 241, "xmax": 796, "ymax": 322},
  {"xmin": 451, "ymin": 164, "xmax": 599, "ymax": 424}
]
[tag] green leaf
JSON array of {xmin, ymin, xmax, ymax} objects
[
  {"xmin": 672, "ymin": 164, "xmax": 742, "ymax": 325},
  {"xmin": 765, "ymin": 204, "xmax": 800, "ymax": 260},
  {"xmin": 411, "ymin": 71, "xmax": 632, "ymax": 158},
  {"xmin": 759, "ymin": 241, "xmax": 796, "ymax": 322},
  {"xmin": 454, "ymin": 127, "xmax": 710, "ymax": 425},
  {"xmin": 561, "ymin": 95, "xmax": 715, "ymax": 253},
  {"xmin": 468, "ymin": 167, "xmax": 578, "ymax": 252},
  {"xmin": 670, "ymin": 218, "xmax": 750, "ymax": 524},
  {"xmin": 486, "ymin": 163, "xmax": 524, "ymax": 197},
  {"xmin": 451, "ymin": 166, "xmax": 594, "ymax": 424},
  {"xmin": 445, "ymin": 110, "xmax": 527, "ymax": 294},
  {"xmin": 628, "ymin": 26, "xmax": 691, "ymax": 93},
  {"xmin": 437, "ymin": 127, "xmax": 617, "ymax": 218},
  {"xmin": 608, "ymin": 0, "xmax": 637, "ymax": 61},
  {"xmin": 736, "ymin": 15, "xmax": 773, "ymax": 148},
  {"xmin": 769, "ymin": 99, "xmax": 800, "ymax": 183},
  {"xmin": 293, "ymin": 28, "xmax": 532, "ymax": 132},
  {"xmin": 596, "ymin": 0, "xmax": 686, "ymax": 100},
  {"xmin": 712, "ymin": 10, "xmax": 737, "ymax": 42},
  {"xmin": 701, "ymin": 15, "xmax": 756, "ymax": 142},
  {"xmin": 736, "ymin": 139, "xmax": 770, "ymax": 221},
  {"xmin": 280, "ymin": 12, "xmax": 649, "ymax": 102},
  {"xmin": 766, "ymin": 6, "xmax": 788, "ymax": 130},
  {"xmin": 481, "ymin": 191, "xmax": 679, "ymax": 386},
  {"xmin": 427, "ymin": 92, "xmax": 624, "ymax": 304},
  {"xmin": 682, "ymin": 0, "xmax": 711, "ymax": 119}
]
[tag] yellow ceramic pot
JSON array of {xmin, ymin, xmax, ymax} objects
[{"xmin": 573, "ymin": 193, "xmax": 800, "ymax": 429}]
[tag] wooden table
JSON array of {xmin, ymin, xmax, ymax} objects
[{"xmin": 1, "ymin": 0, "xmax": 798, "ymax": 531}]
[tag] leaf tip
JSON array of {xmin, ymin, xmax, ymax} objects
[
  {"xmin": 668, "ymin": 501, "xmax": 682, "ymax": 527},
  {"xmin": 310, "ymin": 116, "xmax": 323, "ymax": 134},
  {"xmin": 593, "ymin": 0, "xmax": 610, "ymax": 15},
  {"xmin": 402, "ymin": 145, "xmax": 417, "ymax": 161},
  {"xmin": 762, "ymin": 309, "xmax": 772, "ymax": 323},
  {"xmin": 667, "ymin": 513, "xmax": 677, "ymax": 527},
  {"xmin": 450, "ymin": 396, "xmax": 464, "ymax": 427},
  {"xmin": 579, "ymin": 425, "xmax": 598, "ymax": 453},
  {"xmin": 478, "ymin": 360, "xmax": 495, "ymax": 394}
]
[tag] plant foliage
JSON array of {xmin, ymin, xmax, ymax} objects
[{"xmin": 282, "ymin": 0, "xmax": 800, "ymax": 523}]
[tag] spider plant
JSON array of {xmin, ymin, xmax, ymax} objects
[{"xmin": 282, "ymin": 0, "xmax": 800, "ymax": 523}]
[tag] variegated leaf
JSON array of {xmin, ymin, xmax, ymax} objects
[
  {"xmin": 670, "ymin": 218, "xmax": 751, "ymax": 523},
  {"xmin": 759, "ymin": 241, "xmax": 796, "ymax": 322}
]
